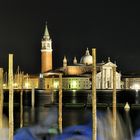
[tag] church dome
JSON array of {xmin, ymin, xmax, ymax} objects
[{"xmin": 80, "ymin": 48, "xmax": 93, "ymax": 65}]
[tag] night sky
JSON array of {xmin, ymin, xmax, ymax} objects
[{"xmin": 0, "ymin": 1, "xmax": 140, "ymax": 74}]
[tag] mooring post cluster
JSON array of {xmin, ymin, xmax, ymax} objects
[
  {"xmin": 0, "ymin": 54, "xmax": 14, "ymax": 140},
  {"xmin": 44, "ymin": 72, "xmax": 63, "ymax": 133},
  {"xmin": 0, "ymin": 50, "xmax": 118, "ymax": 140},
  {"xmin": 91, "ymin": 49, "xmax": 117, "ymax": 140}
]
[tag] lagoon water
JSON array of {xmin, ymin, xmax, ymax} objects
[{"xmin": 2, "ymin": 89, "xmax": 140, "ymax": 139}]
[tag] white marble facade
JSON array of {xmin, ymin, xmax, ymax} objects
[
  {"xmin": 62, "ymin": 48, "xmax": 121, "ymax": 90},
  {"xmin": 96, "ymin": 61, "xmax": 121, "ymax": 89}
]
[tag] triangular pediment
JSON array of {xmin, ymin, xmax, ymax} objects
[{"xmin": 103, "ymin": 62, "xmax": 117, "ymax": 67}]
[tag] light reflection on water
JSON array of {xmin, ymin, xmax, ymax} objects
[
  {"xmin": 2, "ymin": 90, "xmax": 140, "ymax": 139},
  {"xmin": 23, "ymin": 107, "xmax": 90, "ymax": 128},
  {"xmin": 0, "ymin": 115, "xmax": 8, "ymax": 140},
  {"xmin": 22, "ymin": 107, "xmax": 134, "ymax": 139},
  {"xmin": 15, "ymin": 106, "xmax": 136, "ymax": 130},
  {"xmin": 2, "ymin": 106, "xmax": 140, "ymax": 139}
]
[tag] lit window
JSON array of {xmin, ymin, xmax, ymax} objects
[
  {"xmin": 71, "ymin": 80, "xmax": 77, "ymax": 89},
  {"xmin": 13, "ymin": 83, "xmax": 18, "ymax": 88},
  {"xmin": 131, "ymin": 83, "xmax": 140, "ymax": 91},
  {"xmin": 24, "ymin": 82, "xmax": 30, "ymax": 89},
  {"xmin": 54, "ymin": 81, "xmax": 59, "ymax": 89}
]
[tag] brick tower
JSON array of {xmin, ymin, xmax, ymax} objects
[{"xmin": 41, "ymin": 23, "xmax": 52, "ymax": 73}]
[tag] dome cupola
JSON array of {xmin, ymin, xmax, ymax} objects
[{"xmin": 80, "ymin": 48, "xmax": 93, "ymax": 65}]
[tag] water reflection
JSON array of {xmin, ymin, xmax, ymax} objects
[
  {"xmin": 125, "ymin": 109, "xmax": 133, "ymax": 139},
  {"xmin": 2, "ymin": 105, "xmax": 140, "ymax": 139},
  {"xmin": 135, "ymin": 91, "xmax": 139, "ymax": 104},
  {"xmin": 15, "ymin": 107, "xmax": 134, "ymax": 139},
  {"xmin": 3, "ymin": 89, "xmax": 140, "ymax": 139},
  {"xmin": 97, "ymin": 109, "xmax": 132, "ymax": 140},
  {"xmin": 0, "ymin": 115, "xmax": 8, "ymax": 140}
]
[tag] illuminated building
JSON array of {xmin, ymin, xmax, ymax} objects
[
  {"xmin": 2, "ymin": 23, "xmax": 122, "ymax": 90},
  {"xmin": 122, "ymin": 76, "xmax": 140, "ymax": 90},
  {"xmin": 41, "ymin": 23, "xmax": 52, "ymax": 73},
  {"xmin": 42, "ymin": 76, "xmax": 91, "ymax": 90},
  {"xmin": 40, "ymin": 24, "xmax": 122, "ymax": 90},
  {"xmin": 55, "ymin": 49, "xmax": 121, "ymax": 89}
]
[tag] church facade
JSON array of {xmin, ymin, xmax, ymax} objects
[
  {"xmin": 6, "ymin": 23, "xmax": 121, "ymax": 90},
  {"xmin": 40, "ymin": 24, "xmax": 122, "ymax": 90}
]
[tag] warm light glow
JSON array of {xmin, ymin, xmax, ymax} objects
[
  {"xmin": 39, "ymin": 73, "xmax": 43, "ymax": 78},
  {"xmin": 24, "ymin": 82, "xmax": 30, "ymax": 89},
  {"xmin": 72, "ymin": 90, "xmax": 76, "ymax": 92},
  {"xmin": 3, "ymin": 83, "xmax": 7, "ymax": 89},
  {"xmin": 54, "ymin": 81, "xmax": 59, "ymax": 89},
  {"xmin": 71, "ymin": 80, "xmax": 77, "ymax": 89},
  {"xmin": 131, "ymin": 83, "xmax": 140, "ymax": 91},
  {"xmin": 13, "ymin": 83, "xmax": 18, "ymax": 88}
]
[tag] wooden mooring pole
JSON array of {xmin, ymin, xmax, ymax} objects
[
  {"xmin": 112, "ymin": 66, "xmax": 116, "ymax": 140},
  {"xmin": 31, "ymin": 85, "xmax": 35, "ymax": 124},
  {"xmin": 0, "ymin": 68, "xmax": 3, "ymax": 128},
  {"xmin": 58, "ymin": 74, "xmax": 62, "ymax": 133},
  {"xmin": 31, "ymin": 87, "xmax": 35, "ymax": 108},
  {"xmin": 92, "ymin": 48, "xmax": 97, "ymax": 140},
  {"xmin": 20, "ymin": 72, "xmax": 24, "ymax": 128},
  {"xmin": 51, "ymin": 76, "xmax": 54, "ymax": 103},
  {"xmin": 8, "ymin": 54, "xmax": 14, "ymax": 140}
]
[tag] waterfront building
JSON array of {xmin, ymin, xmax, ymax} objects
[
  {"xmin": 42, "ymin": 75, "xmax": 91, "ymax": 90},
  {"xmin": 40, "ymin": 24, "xmax": 121, "ymax": 90},
  {"xmin": 122, "ymin": 75, "xmax": 140, "ymax": 90},
  {"xmin": 2, "ymin": 23, "xmax": 122, "ymax": 90}
]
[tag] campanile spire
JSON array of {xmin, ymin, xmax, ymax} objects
[
  {"xmin": 43, "ymin": 22, "xmax": 50, "ymax": 38},
  {"xmin": 41, "ymin": 22, "xmax": 53, "ymax": 73}
]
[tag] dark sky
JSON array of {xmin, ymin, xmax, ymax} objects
[{"xmin": 0, "ymin": 0, "xmax": 140, "ymax": 74}]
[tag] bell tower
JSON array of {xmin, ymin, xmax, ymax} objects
[{"xmin": 41, "ymin": 23, "xmax": 52, "ymax": 73}]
